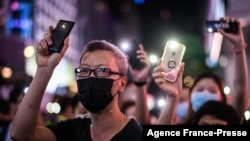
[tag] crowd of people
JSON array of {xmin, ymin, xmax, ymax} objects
[{"xmin": 0, "ymin": 16, "xmax": 249, "ymax": 141}]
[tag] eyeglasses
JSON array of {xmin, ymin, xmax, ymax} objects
[{"xmin": 75, "ymin": 68, "xmax": 124, "ymax": 78}]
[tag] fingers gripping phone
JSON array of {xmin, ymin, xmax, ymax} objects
[
  {"xmin": 161, "ymin": 40, "xmax": 186, "ymax": 82},
  {"xmin": 127, "ymin": 40, "xmax": 146, "ymax": 70},
  {"xmin": 49, "ymin": 19, "xmax": 75, "ymax": 53}
]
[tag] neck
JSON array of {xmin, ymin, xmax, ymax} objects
[{"xmin": 90, "ymin": 112, "xmax": 125, "ymax": 140}]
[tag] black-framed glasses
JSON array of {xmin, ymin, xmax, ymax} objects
[{"xmin": 75, "ymin": 68, "xmax": 124, "ymax": 78}]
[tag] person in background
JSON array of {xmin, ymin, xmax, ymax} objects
[
  {"xmin": 126, "ymin": 43, "xmax": 151, "ymax": 124},
  {"xmin": 191, "ymin": 100, "xmax": 240, "ymax": 125},
  {"xmin": 11, "ymin": 25, "xmax": 142, "ymax": 141},
  {"xmin": 153, "ymin": 16, "xmax": 248, "ymax": 125},
  {"xmin": 186, "ymin": 16, "xmax": 248, "ymax": 124}
]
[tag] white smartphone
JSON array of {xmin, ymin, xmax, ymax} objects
[{"xmin": 161, "ymin": 40, "xmax": 186, "ymax": 82}]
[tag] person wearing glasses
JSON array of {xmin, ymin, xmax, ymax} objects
[{"xmin": 10, "ymin": 26, "xmax": 142, "ymax": 141}]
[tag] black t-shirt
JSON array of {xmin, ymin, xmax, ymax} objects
[{"xmin": 47, "ymin": 117, "xmax": 142, "ymax": 141}]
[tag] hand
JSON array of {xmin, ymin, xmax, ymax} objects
[
  {"xmin": 218, "ymin": 16, "xmax": 245, "ymax": 47},
  {"xmin": 152, "ymin": 60, "xmax": 185, "ymax": 98},
  {"xmin": 36, "ymin": 26, "xmax": 70, "ymax": 70},
  {"xmin": 128, "ymin": 44, "xmax": 151, "ymax": 82}
]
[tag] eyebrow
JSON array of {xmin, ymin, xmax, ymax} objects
[{"xmin": 79, "ymin": 64, "xmax": 110, "ymax": 68}]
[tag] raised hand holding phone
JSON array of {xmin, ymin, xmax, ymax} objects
[
  {"xmin": 160, "ymin": 40, "xmax": 186, "ymax": 82},
  {"xmin": 49, "ymin": 19, "xmax": 75, "ymax": 53}
]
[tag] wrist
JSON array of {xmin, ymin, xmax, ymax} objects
[{"xmin": 231, "ymin": 42, "xmax": 247, "ymax": 53}]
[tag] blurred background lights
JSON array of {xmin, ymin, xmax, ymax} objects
[
  {"xmin": 218, "ymin": 55, "xmax": 228, "ymax": 68},
  {"xmin": 207, "ymin": 27, "xmax": 214, "ymax": 33},
  {"xmin": 1, "ymin": 67, "xmax": 12, "ymax": 79},
  {"xmin": 157, "ymin": 98, "xmax": 165, "ymax": 109},
  {"xmin": 245, "ymin": 110, "xmax": 250, "ymax": 121},
  {"xmin": 46, "ymin": 102, "xmax": 53, "ymax": 114},
  {"xmin": 120, "ymin": 41, "xmax": 130, "ymax": 52},
  {"xmin": 24, "ymin": 86, "xmax": 29, "ymax": 94},
  {"xmin": 223, "ymin": 86, "xmax": 231, "ymax": 95},
  {"xmin": 149, "ymin": 54, "xmax": 158, "ymax": 64},
  {"xmin": 46, "ymin": 102, "xmax": 61, "ymax": 114},
  {"xmin": 134, "ymin": 0, "xmax": 145, "ymax": 5},
  {"xmin": 24, "ymin": 45, "xmax": 35, "ymax": 58}
]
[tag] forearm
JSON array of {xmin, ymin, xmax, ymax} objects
[
  {"xmin": 157, "ymin": 95, "xmax": 179, "ymax": 125},
  {"xmin": 232, "ymin": 47, "xmax": 248, "ymax": 122},
  {"xmin": 135, "ymin": 85, "xmax": 150, "ymax": 124},
  {"xmin": 11, "ymin": 67, "xmax": 54, "ymax": 140}
]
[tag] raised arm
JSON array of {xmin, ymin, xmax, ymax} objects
[
  {"xmin": 128, "ymin": 44, "xmax": 151, "ymax": 124},
  {"xmin": 152, "ymin": 61, "xmax": 185, "ymax": 124},
  {"xmin": 11, "ymin": 26, "xmax": 70, "ymax": 141},
  {"xmin": 219, "ymin": 16, "xmax": 248, "ymax": 123}
]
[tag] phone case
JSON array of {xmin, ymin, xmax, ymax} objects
[
  {"xmin": 161, "ymin": 40, "xmax": 186, "ymax": 82},
  {"xmin": 49, "ymin": 19, "xmax": 75, "ymax": 53}
]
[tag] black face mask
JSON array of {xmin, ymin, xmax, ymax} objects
[{"xmin": 77, "ymin": 77, "xmax": 114, "ymax": 113}]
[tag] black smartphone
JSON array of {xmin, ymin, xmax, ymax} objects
[
  {"xmin": 49, "ymin": 19, "xmax": 75, "ymax": 53},
  {"xmin": 127, "ymin": 40, "xmax": 145, "ymax": 70},
  {"xmin": 206, "ymin": 20, "xmax": 238, "ymax": 33}
]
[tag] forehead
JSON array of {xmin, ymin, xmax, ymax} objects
[
  {"xmin": 194, "ymin": 78, "xmax": 219, "ymax": 89},
  {"xmin": 198, "ymin": 115, "xmax": 227, "ymax": 125},
  {"xmin": 80, "ymin": 50, "xmax": 118, "ymax": 69}
]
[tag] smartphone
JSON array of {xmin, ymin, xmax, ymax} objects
[
  {"xmin": 127, "ymin": 40, "xmax": 145, "ymax": 70},
  {"xmin": 161, "ymin": 40, "xmax": 186, "ymax": 82},
  {"xmin": 49, "ymin": 19, "xmax": 75, "ymax": 53},
  {"xmin": 206, "ymin": 20, "xmax": 238, "ymax": 33}
]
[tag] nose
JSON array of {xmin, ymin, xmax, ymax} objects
[{"xmin": 89, "ymin": 70, "xmax": 96, "ymax": 77}]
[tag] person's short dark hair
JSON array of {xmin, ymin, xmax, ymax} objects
[{"xmin": 191, "ymin": 101, "xmax": 240, "ymax": 125}]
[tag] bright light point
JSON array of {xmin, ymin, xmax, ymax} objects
[
  {"xmin": 46, "ymin": 102, "xmax": 53, "ymax": 114},
  {"xmin": 120, "ymin": 42, "xmax": 130, "ymax": 52},
  {"xmin": 24, "ymin": 87, "xmax": 29, "ymax": 94},
  {"xmin": 207, "ymin": 28, "xmax": 213, "ymax": 33},
  {"xmin": 149, "ymin": 54, "xmax": 158, "ymax": 64},
  {"xmin": 224, "ymin": 86, "xmax": 230, "ymax": 95},
  {"xmin": 52, "ymin": 102, "xmax": 61, "ymax": 114},
  {"xmin": 157, "ymin": 98, "xmax": 165, "ymax": 108},
  {"xmin": 1, "ymin": 67, "xmax": 12, "ymax": 79},
  {"xmin": 245, "ymin": 110, "xmax": 250, "ymax": 121},
  {"xmin": 24, "ymin": 46, "xmax": 35, "ymax": 58}
]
